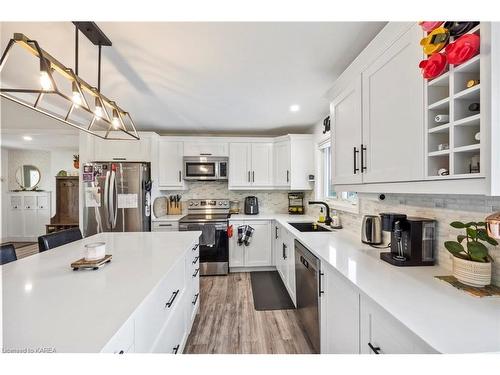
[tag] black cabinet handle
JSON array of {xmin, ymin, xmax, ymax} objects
[
  {"xmin": 319, "ymin": 272, "xmax": 324, "ymax": 297},
  {"xmin": 192, "ymin": 256, "xmax": 199, "ymax": 264},
  {"xmin": 368, "ymin": 342, "xmax": 381, "ymax": 354},
  {"xmin": 192, "ymin": 268, "xmax": 200, "ymax": 277},
  {"xmin": 158, "ymin": 223, "xmax": 172, "ymax": 227},
  {"xmin": 192, "ymin": 293, "xmax": 199, "ymax": 305},
  {"xmin": 192, "ymin": 244, "xmax": 199, "ymax": 251},
  {"xmin": 252, "ymin": 171, "xmax": 255, "ymax": 182},
  {"xmin": 282, "ymin": 243, "xmax": 287, "ymax": 260},
  {"xmin": 200, "ymin": 153, "xmax": 212, "ymax": 156},
  {"xmin": 275, "ymin": 226, "xmax": 279, "ymax": 239},
  {"xmin": 113, "ymin": 157, "xmax": 127, "ymax": 161},
  {"xmin": 361, "ymin": 144, "xmax": 367, "ymax": 172},
  {"xmin": 286, "ymin": 170, "xmax": 289, "ymax": 183},
  {"xmin": 118, "ymin": 350, "xmax": 124, "ymax": 354},
  {"xmin": 353, "ymin": 147, "xmax": 360, "ymax": 174},
  {"xmin": 248, "ymin": 171, "xmax": 251, "ymax": 182},
  {"xmin": 165, "ymin": 289, "xmax": 179, "ymax": 308},
  {"xmin": 178, "ymin": 170, "xmax": 182, "ymax": 182},
  {"xmin": 172, "ymin": 344, "xmax": 180, "ymax": 354}
]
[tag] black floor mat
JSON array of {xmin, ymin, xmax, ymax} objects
[{"xmin": 250, "ymin": 271, "xmax": 295, "ymax": 311}]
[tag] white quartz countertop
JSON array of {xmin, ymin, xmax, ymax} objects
[
  {"xmin": 235, "ymin": 213, "xmax": 500, "ymax": 353},
  {"xmin": 1, "ymin": 231, "xmax": 200, "ymax": 353},
  {"xmin": 152, "ymin": 214, "xmax": 185, "ymax": 222}
]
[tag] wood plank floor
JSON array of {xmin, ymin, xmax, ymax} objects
[{"xmin": 184, "ymin": 272, "xmax": 315, "ymax": 354}]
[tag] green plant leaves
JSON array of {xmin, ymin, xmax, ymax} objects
[
  {"xmin": 466, "ymin": 227, "xmax": 477, "ymax": 239},
  {"xmin": 467, "ymin": 241, "xmax": 488, "ymax": 262},
  {"xmin": 445, "ymin": 241, "xmax": 464, "ymax": 255},
  {"xmin": 477, "ymin": 229, "xmax": 499, "ymax": 246},
  {"xmin": 450, "ymin": 221, "xmax": 466, "ymax": 228},
  {"xmin": 457, "ymin": 235, "xmax": 467, "ymax": 243}
]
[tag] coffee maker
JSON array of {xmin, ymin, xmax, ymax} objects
[{"xmin": 379, "ymin": 213, "xmax": 436, "ymax": 266}]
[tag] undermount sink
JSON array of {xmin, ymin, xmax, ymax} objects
[{"xmin": 288, "ymin": 222, "xmax": 332, "ymax": 232}]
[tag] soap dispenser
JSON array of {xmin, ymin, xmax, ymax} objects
[{"xmin": 318, "ymin": 208, "xmax": 325, "ymax": 223}]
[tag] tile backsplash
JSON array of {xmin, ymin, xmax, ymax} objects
[
  {"xmin": 335, "ymin": 193, "xmax": 500, "ymax": 286},
  {"xmin": 156, "ymin": 181, "xmax": 314, "ymax": 215}
]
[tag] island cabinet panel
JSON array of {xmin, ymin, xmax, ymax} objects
[
  {"xmin": 360, "ymin": 295, "xmax": 436, "ymax": 354},
  {"xmin": 185, "ymin": 244, "xmax": 200, "ymax": 327},
  {"xmin": 133, "ymin": 256, "xmax": 186, "ymax": 353},
  {"xmin": 101, "ymin": 317, "xmax": 135, "ymax": 354},
  {"xmin": 152, "ymin": 293, "xmax": 188, "ymax": 354}
]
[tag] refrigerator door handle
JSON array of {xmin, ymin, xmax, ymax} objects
[
  {"xmin": 110, "ymin": 170, "xmax": 118, "ymax": 229},
  {"xmin": 103, "ymin": 170, "xmax": 111, "ymax": 230}
]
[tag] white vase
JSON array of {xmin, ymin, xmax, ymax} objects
[{"xmin": 452, "ymin": 256, "xmax": 492, "ymax": 287}]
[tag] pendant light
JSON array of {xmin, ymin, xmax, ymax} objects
[{"xmin": 0, "ymin": 22, "xmax": 139, "ymax": 140}]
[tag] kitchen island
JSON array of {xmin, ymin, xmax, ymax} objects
[{"xmin": 1, "ymin": 231, "xmax": 201, "ymax": 353}]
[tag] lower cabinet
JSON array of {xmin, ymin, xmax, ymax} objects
[
  {"xmin": 274, "ymin": 222, "xmax": 296, "ymax": 305},
  {"xmin": 7, "ymin": 192, "xmax": 51, "ymax": 241},
  {"xmin": 102, "ymin": 242, "xmax": 200, "ymax": 354},
  {"xmin": 359, "ymin": 295, "xmax": 436, "ymax": 354},
  {"xmin": 152, "ymin": 221, "xmax": 179, "ymax": 232},
  {"xmin": 320, "ymin": 265, "xmax": 360, "ymax": 354},
  {"xmin": 319, "ymin": 264, "xmax": 436, "ymax": 354},
  {"xmin": 229, "ymin": 220, "xmax": 273, "ymax": 268}
]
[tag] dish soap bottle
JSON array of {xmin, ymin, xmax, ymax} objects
[{"xmin": 318, "ymin": 208, "xmax": 325, "ymax": 223}]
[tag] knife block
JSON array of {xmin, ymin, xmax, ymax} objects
[{"xmin": 167, "ymin": 201, "xmax": 182, "ymax": 215}]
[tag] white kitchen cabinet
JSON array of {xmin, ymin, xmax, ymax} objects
[
  {"xmin": 331, "ymin": 77, "xmax": 363, "ymax": 185},
  {"xmin": 274, "ymin": 135, "xmax": 314, "ymax": 190},
  {"xmin": 7, "ymin": 192, "xmax": 51, "ymax": 242},
  {"xmin": 244, "ymin": 221, "xmax": 272, "ymax": 267},
  {"xmin": 360, "ymin": 294, "xmax": 436, "ymax": 354},
  {"xmin": 152, "ymin": 221, "xmax": 179, "ymax": 232},
  {"xmin": 361, "ymin": 24, "xmax": 424, "ymax": 183},
  {"xmin": 273, "ymin": 222, "xmax": 296, "ymax": 304},
  {"xmin": 320, "ymin": 265, "xmax": 360, "ymax": 354},
  {"xmin": 183, "ymin": 140, "xmax": 228, "ymax": 157},
  {"xmin": 101, "ymin": 317, "xmax": 135, "ymax": 354},
  {"xmin": 273, "ymin": 140, "xmax": 291, "ymax": 187},
  {"xmin": 93, "ymin": 134, "xmax": 152, "ymax": 162},
  {"xmin": 158, "ymin": 139, "xmax": 185, "ymax": 189},
  {"xmin": 229, "ymin": 220, "xmax": 273, "ymax": 268},
  {"xmin": 228, "ymin": 142, "xmax": 273, "ymax": 189}
]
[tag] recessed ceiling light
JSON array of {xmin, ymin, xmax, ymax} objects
[
  {"xmin": 289, "ymin": 104, "xmax": 300, "ymax": 112},
  {"xmin": 23, "ymin": 136, "xmax": 33, "ymax": 141}
]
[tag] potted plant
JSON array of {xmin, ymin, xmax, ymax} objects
[
  {"xmin": 445, "ymin": 221, "xmax": 498, "ymax": 287},
  {"xmin": 73, "ymin": 154, "xmax": 80, "ymax": 169}
]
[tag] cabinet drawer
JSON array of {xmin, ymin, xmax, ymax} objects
[
  {"xmin": 10, "ymin": 196, "xmax": 22, "ymax": 209},
  {"xmin": 152, "ymin": 292, "xmax": 187, "ymax": 354},
  {"xmin": 24, "ymin": 196, "xmax": 37, "ymax": 209},
  {"xmin": 101, "ymin": 317, "xmax": 134, "ymax": 353},
  {"xmin": 360, "ymin": 295, "xmax": 435, "ymax": 354},
  {"xmin": 134, "ymin": 257, "xmax": 185, "ymax": 352},
  {"xmin": 37, "ymin": 196, "xmax": 49, "ymax": 210},
  {"xmin": 152, "ymin": 221, "xmax": 179, "ymax": 231}
]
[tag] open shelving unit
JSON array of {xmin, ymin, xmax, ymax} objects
[{"xmin": 425, "ymin": 24, "xmax": 482, "ymax": 179}]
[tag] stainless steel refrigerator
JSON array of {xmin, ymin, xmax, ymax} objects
[{"xmin": 82, "ymin": 162, "xmax": 151, "ymax": 236}]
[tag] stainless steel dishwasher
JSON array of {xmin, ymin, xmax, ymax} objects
[{"xmin": 295, "ymin": 239, "xmax": 321, "ymax": 353}]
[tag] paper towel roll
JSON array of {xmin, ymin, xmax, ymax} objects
[{"xmin": 434, "ymin": 114, "xmax": 449, "ymax": 123}]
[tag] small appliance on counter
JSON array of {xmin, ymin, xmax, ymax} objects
[
  {"xmin": 229, "ymin": 200, "xmax": 240, "ymax": 214},
  {"xmin": 288, "ymin": 192, "xmax": 305, "ymax": 215},
  {"xmin": 244, "ymin": 196, "xmax": 259, "ymax": 215},
  {"xmin": 361, "ymin": 215, "xmax": 382, "ymax": 245},
  {"xmin": 379, "ymin": 213, "xmax": 436, "ymax": 266}
]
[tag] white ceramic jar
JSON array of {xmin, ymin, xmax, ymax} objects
[{"xmin": 84, "ymin": 242, "xmax": 106, "ymax": 261}]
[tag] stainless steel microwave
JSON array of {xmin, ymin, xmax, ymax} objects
[{"xmin": 183, "ymin": 156, "xmax": 228, "ymax": 181}]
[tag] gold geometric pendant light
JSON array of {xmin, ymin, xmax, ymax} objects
[{"xmin": 0, "ymin": 23, "xmax": 139, "ymax": 140}]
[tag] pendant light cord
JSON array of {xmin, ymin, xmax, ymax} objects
[
  {"xmin": 75, "ymin": 25, "xmax": 79, "ymax": 75},
  {"xmin": 98, "ymin": 44, "xmax": 102, "ymax": 91}
]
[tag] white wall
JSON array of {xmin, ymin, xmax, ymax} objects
[{"xmin": 1, "ymin": 147, "xmax": 9, "ymax": 241}]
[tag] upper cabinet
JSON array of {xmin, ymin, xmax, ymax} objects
[
  {"xmin": 331, "ymin": 77, "xmax": 363, "ymax": 185},
  {"xmin": 329, "ymin": 22, "xmax": 500, "ymax": 195},
  {"xmin": 183, "ymin": 140, "xmax": 228, "ymax": 157},
  {"xmin": 228, "ymin": 142, "xmax": 273, "ymax": 189},
  {"xmin": 158, "ymin": 139, "xmax": 185, "ymax": 189},
  {"xmin": 93, "ymin": 134, "xmax": 153, "ymax": 162},
  {"xmin": 361, "ymin": 24, "xmax": 424, "ymax": 183},
  {"xmin": 274, "ymin": 135, "xmax": 314, "ymax": 190}
]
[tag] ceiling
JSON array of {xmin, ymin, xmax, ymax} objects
[{"xmin": 0, "ymin": 22, "xmax": 386, "ymax": 135}]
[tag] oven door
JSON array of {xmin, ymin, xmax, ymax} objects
[
  {"xmin": 179, "ymin": 221, "xmax": 229, "ymax": 275},
  {"xmin": 184, "ymin": 161, "xmax": 217, "ymax": 180}
]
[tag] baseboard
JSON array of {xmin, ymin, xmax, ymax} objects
[{"xmin": 230, "ymin": 266, "xmax": 277, "ymax": 273}]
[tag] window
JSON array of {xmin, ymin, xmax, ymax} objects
[{"xmin": 318, "ymin": 140, "xmax": 358, "ymax": 212}]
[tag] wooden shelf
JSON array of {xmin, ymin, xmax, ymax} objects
[
  {"xmin": 428, "ymin": 97, "xmax": 450, "ymax": 110},
  {"xmin": 428, "ymin": 123, "xmax": 450, "ymax": 134},
  {"xmin": 454, "ymin": 84, "xmax": 480, "ymax": 100},
  {"xmin": 454, "ymin": 144, "xmax": 480, "ymax": 153},
  {"xmin": 454, "ymin": 114, "xmax": 480, "ymax": 127},
  {"xmin": 428, "ymin": 149, "xmax": 450, "ymax": 157}
]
